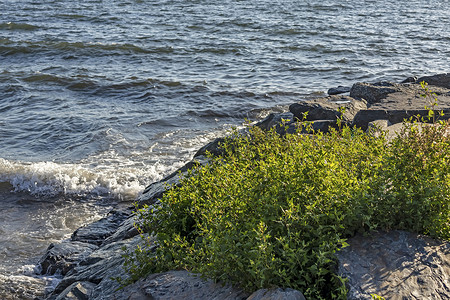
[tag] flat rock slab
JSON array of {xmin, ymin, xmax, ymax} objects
[
  {"xmin": 247, "ymin": 288, "xmax": 306, "ymax": 300},
  {"xmin": 111, "ymin": 270, "xmax": 249, "ymax": 300},
  {"xmin": 289, "ymin": 95, "xmax": 367, "ymax": 123},
  {"xmin": 39, "ymin": 241, "xmax": 98, "ymax": 276},
  {"xmin": 337, "ymin": 230, "xmax": 450, "ymax": 300},
  {"xmin": 71, "ymin": 211, "xmax": 129, "ymax": 246}
]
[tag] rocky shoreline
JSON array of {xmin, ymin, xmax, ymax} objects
[{"xmin": 35, "ymin": 74, "xmax": 450, "ymax": 300}]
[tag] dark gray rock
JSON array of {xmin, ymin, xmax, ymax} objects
[
  {"xmin": 255, "ymin": 112, "xmax": 297, "ymax": 135},
  {"xmin": 337, "ymin": 230, "xmax": 450, "ymax": 300},
  {"xmin": 39, "ymin": 241, "xmax": 98, "ymax": 276},
  {"xmin": 417, "ymin": 73, "xmax": 450, "ymax": 89},
  {"xmin": 328, "ymin": 86, "xmax": 351, "ymax": 95},
  {"xmin": 247, "ymin": 288, "xmax": 306, "ymax": 300},
  {"xmin": 51, "ymin": 236, "xmax": 143, "ymax": 295},
  {"xmin": 111, "ymin": 270, "xmax": 249, "ymax": 300},
  {"xmin": 136, "ymin": 155, "xmax": 209, "ymax": 207},
  {"xmin": 289, "ymin": 95, "xmax": 367, "ymax": 123},
  {"xmin": 194, "ymin": 137, "xmax": 226, "ymax": 158},
  {"xmin": 71, "ymin": 211, "xmax": 130, "ymax": 246},
  {"xmin": 350, "ymin": 81, "xmax": 402, "ymax": 104},
  {"xmin": 401, "ymin": 76, "xmax": 417, "ymax": 84},
  {"xmin": 54, "ymin": 281, "xmax": 96, "ymax": 300},
  {"xmin": 101, "ymin": 215, "xmax": 139, "ymax": 246}
]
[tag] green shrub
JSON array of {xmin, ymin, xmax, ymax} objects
[{"xmin": 123, "ymin": 89, "xmax": 450, "ymax": 298}]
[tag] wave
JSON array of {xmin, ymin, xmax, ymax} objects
[
  {"xmin": 0, "ymin": 157, "xmax": 165, "ymax": 201},
  {"xmin": 0, "ymin": 22, "xmax": 39, "ymax": 31}
]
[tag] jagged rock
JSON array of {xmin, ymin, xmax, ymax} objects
[
  {"xmin": 51, "ymin": 236, "xmax": 143, "ymax": 295},
  {"xmin": 255, "ymin": 112, "xmax": 297, "ymax": 135},
  {"xmin": 194, "ymin": 137, "xmax": 226, "ymax": 157},
  {"xmin": 417, "ymin": 73, "xmax": 450, "ymax": 89},
  {"xmin": 336, "ymin": 230, "xmax": 450, "ymax": 300},
  {"xmin": 247, "ymin": 288, "xmax": 306, "ymax": 300},
  {"xmin": 328, "ymin": 86, "xmax": 351, "ymax": 95},
  {"xmin": 71, "ymin": 211, "xmax": 129, "ymax": 246},
  {"xmin": 351, "ymin": 81, "xmax": 450, "ymax": 129},
  {"xmin": 136, "ymin": 155, "xmax": 209, "ymax": 207},
  {"xmin": 101, "ymin": 215, "xmax": 139, "ymax": 246},
  {"xmin": 350, "ymin": 82, "xmax": 400, "ymax": 104},
  {"xmin": 289, "ymin": 95, "xmax": 367, "ymax": 123},
  {"xmin": 39, "ymin": 241, "xmax": 98, "ymax": 276},
  {"xmin": 0, "ymin": 274, "xmax": 47, "ymax": 299},
  {"xmin": 401, "ymin": 76, "xmax": 417, "ymax": 84},
  {"xmin": 54, "ymin": 281, "xmax": 96, "ymax": 300},
  {"xmin": 110, "ymin": 270, "xmax": 249, "ymax": 300}
]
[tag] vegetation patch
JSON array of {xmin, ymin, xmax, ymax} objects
[{"xmin": 122, "ymin": 85, "xmax": 450, "ymax": 299}]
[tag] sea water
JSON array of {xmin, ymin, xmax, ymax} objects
[{"xmin": 0, "ymin": 0, "xmax": 449, "ymax": 298}]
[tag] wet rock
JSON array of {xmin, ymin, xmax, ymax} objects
[
  {"xmin": 54, "ymin": 281, "xmax": 96, "ymax": 300},
  {"xmin": 336, "ymin": 230, "xmax": 450, "ymax": 300},
  {"xmin": 255, "ymin": 112, "xmax": 297, "ymax": 135},
  {"xmin": 136, "ymin": 155, "xmax": 209, "ymax": 207},
  {"xmin": 247, "ymin": 288, "xmax": 306, "ymax": 300},
  {"xmin": 111, "ymin": 270, "xmax": 249, "ymax": 300},
  {"xmin": 328, "ymin": 86, "xmax": 351, "ymax": 95},
  {"xmin": 71, "ymin": 211, "xmax": 130, "ymax": 246},
  {"xmin": 194, "ymin": 137, "xmax": 226, "ymax": 157},
  {"xmin": 289, "ymin": 95, "xmax": 367, "ymax": 123},
  {"xmin": 417, "ymin": 73, "xmax": 450, "ymax": 89},
  {"xmin": 39, "ymin": 241, "xmax": 98, "ymax": 276},
  {"xmin": 0, "ymin": 274, "xmax": 47, "ymax": 299},
  {"xmin": 101, "ymin": 215, "xmax": 139, "ymax": 246},
  {"xmin": 51, "ymin": 236, "xmax": 143, "ymax": 295}
]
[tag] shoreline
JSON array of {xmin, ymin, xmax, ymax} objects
[{"xmin": 34, "ymin": 73, "xmax": 450, "ymax": 299}]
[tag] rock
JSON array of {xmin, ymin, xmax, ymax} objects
[
  {"xmin": 54, "ymin": 281, "xmax": 96, "ymax": 300},
  {"xmin": 400, "ymin": 76, "xmax": 417, "ymax": 84},
  {"xmin": 39, "ymin": 241, "xmax": 98, "ymax": 276},
  {"xmin": 247, "ymin": 288, "xmax": 306, "ymax": 300},
  {"xmin": 255, "ymin": 112, "xmax": 297, "ymax": 135},
  {"xmin": 71, "ymin": 211, "xmax": 130, "ymax": 246},
  {"xmin": 417, "ymin": 73, "xmax": 450, "ymax": 89},
  {"xmin": 136, "ymin": 155, "xmax": 209, "ymax": 207},
  {"xmin": 101, "ymin": 215, "xmax": 139, "ymax": 246},
  {"xmin": 111, "ymin": 270, "xmax": 249, "ymax": 300},
  {"xmin": 51, "ymin": 236, "xmax": 143, "ymax": 295},
  {"xmin": 0, "ymin": 274, "xmax": 47, "ymax": 299},
  {"xmin": 350, "ymin": 82, "xmax": 399, "ymax": 104},
  {"xmin": 289, "ymin": 95, "xmax": 367, "ymax": 123},
  {"xmin": 328, "ymin": 86, "xmax": 351, "ymax": 95},
  {"xmin": 336, "ymin": 230, "xmax": 450, "ymax": 300},
  {"xmin": 194, "ymin": 137, "xmax": 226, "ymax": 157}
]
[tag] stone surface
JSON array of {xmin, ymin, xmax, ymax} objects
[
  {"xmin": 0, "ymin": 274, "xmax": 47, "ymax": 300},
  {"xmin": 247, "ymin": 288, "xmax": 306, "ymax": 300},
  {"xmin": 417, "ymin": 73, "xmax": 450, "ymax": 89},
  {"xmin": 255, "ymin": 112, "xmax": 297, "ymax": 135},
  {"xmin": 337, "ymin": 230, "xmax": 450, "ymax": 300},
  {"xmin": 350, "ymin": 82, "xmax": 400, "ymax": 104},
  {"xmin": 51, "ymin": 236, "xmax": 143, "ymax": 295},
  {"xmin": 111, "ymin": 270, "xmax": 249, "ymax": 300},
  {"xmin": 71, "ymin": 210, "xmax": 130, "ymax": 246},
  {"xmin": 54, "ymin": 281, "xmax": 97, "ymax": 300},
  {"xmin": 39, "ymin": 241, "xmax": 98, "ymax": 276},
  {"xmin": 328, "ymin": 85, "xmax": 351, "ymax": 95},
  {"xmin": 101, "ymin": 215, "xmax": 139, "ymax": 246},
  {"xmin": 136, "ymin": 155, "xmax": 208, "ymax": 207},
  {"xmin": 289, "ymin": 95, "xmax": 367, "ymax": 123}
]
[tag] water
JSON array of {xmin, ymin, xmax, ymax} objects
[{"xmin": 0, "ymin": 0, "xmax": 449, "ymax": 298}]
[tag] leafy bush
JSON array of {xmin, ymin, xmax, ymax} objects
[{"xmin": 123, "ymin": 87, "xmax": 450, "ymax": 299}]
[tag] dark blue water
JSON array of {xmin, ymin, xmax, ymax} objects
[{"xmin": 0, "ymin": 0, "xmax": 449, "ymax": 298}]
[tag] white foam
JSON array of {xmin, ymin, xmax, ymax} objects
[{"xmin": 0, "ymin": 125, "xmax": 234, "ymax": 201}]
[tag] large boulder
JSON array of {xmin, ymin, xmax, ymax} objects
[
  {"xmin": 289, "ymin": 95, "xmax": 367, "ymax": 123},
  {"xmin": 49, "ymin": 235, "xmax": 143, "ymax": 296},
  {"xmin": 110, "ymin": 270, "xmax": 249, "ymax": 300},
  {"xmin": 247, "ymin": 288, "xmax": 306, "ymax": 300},
  {"xmin": 417, "ymin": 73, "xmax": 450, "ymax": 89},
  {"xmin": 71, "ymin": 210, "xmax": 130, "ymax": 246},
  {"xmin": 349, "ymin": 82, "xmax": 400, "ymax": 104},
  {"xmin": 337, "ymin": 230, "xmax": 450, "ymax": 300},
  {"xmin": 54, "ymin": 281, "xmax": 96, "ymax": 300},
  {"xmin": 38, "ymin": 241, "xmax": 98, "ymax": 276}
]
